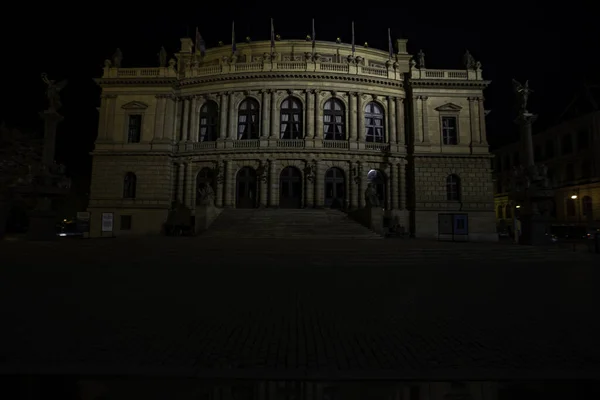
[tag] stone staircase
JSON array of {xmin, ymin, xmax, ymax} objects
[{"xmin": 201, "ymin": 208, "xmax": 382, "ymax": 239}]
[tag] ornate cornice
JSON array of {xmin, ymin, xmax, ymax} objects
[
  {"xmin": 409, "ymin": 79, "xmax": 491, "ymax": 89},
  {"xmin": 95, "ymin": 78, "xmax": 177, "ymax": 86}
]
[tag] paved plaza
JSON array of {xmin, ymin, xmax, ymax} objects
[{"xmin": 1, "ymin": 238, "xmax": 598, "ymax": 380}]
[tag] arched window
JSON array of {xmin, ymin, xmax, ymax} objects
[
  {"xmin": 280, "ymin": 97, "xmax": 303, "ymax": 139},
  {"xmin": 323, "ymin": 98, "xmax": 345, "ymax": 140},
  {"xmin": 365, "ymin": 102, "xmax": 385, "ymax": 143},
  {"xmin": 123, "ymin": 172, "xmax": 137, "ymax": 199},
  {"xmin": 238, "ymin": 98, "xmax": 260, "ymax": 140},
  {"xmin": 446, "ymin": 174, "xmax": 460, "ymax": 201},
  {"xmin": 199, "ymin": 101, "xmax": 219, "ymax": 142},
  {"xmin": 582, "ymin": 196, "xmax": 593, "ymax": 217}
]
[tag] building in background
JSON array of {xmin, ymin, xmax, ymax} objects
[
  {"xmin": 493, "ymin": 86, "xmax": 600, "ymax": 232},
  {"xmin": 88, "ymin": 32, "xmax": 496, "ymax": 240}
]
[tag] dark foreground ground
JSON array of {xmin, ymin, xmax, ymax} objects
[{"xmin": 1, "ymin": 237, "xmax": 599, "ymax": 383}]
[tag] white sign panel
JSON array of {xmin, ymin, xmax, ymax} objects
[
  {"xmin": 101, "ymin": 213, "xmax": 114, "ymax": 232},
  {"xmin": 77, "ymin": 211, "xmax": 90, "ymax": 221}
]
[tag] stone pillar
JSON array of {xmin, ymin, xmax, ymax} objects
[
  {"xmin": 268, "ymin": 159, "xmax": 278, "ymax": 207},
  {"xmin": 223, "ymin": 160, "xmax": 232, "ymax": 207},
  {"xmin": 468, "ymin": 97, "xmax": 477, "ymax": 146},
  {"xmin": 357, "ymin": 161, "xmax": 365, "ymax": 208},
  {"xmin": 260, "ymin": 159, "xmax": 268, "ymax": 207},
  {"xmin": 96, "ymin": 95, "xmax": 108, "ymax": 141},
  {"xmin": 261, "ymin": 90, "xmax": 270, "ymax": 138},
  {"xmin": 181, "ymin": 97, "xmax": 190, "ymax": 142},
  {"xmin": 164, "ymin": 96, "xmax": 175, "ymax": 142},
  {"xmin": 189, "ymin": 96, "xmax": 198, "ymax": 142},
  {"xmin": 40, "ymin": 110, "xmax": 64, "ymax": 166},
  {"xmin": 358, "ymin": 93, "xmax": 366, "ymax": 142},
  {"xmin": 391, "ymin": 162, "xmax": 400, "ymax": 210},
  {"xmin": 186, "ymin": 160, "xmax": 194, "ymax": 210},
  {"xmin": 421, "ymin": 96, "xmax": 430, "ymax": 143},
  {"xmin": 172, "ymin": 97, "xmax": 181, "ymax": 142},
  {"xmin": 413, "ymin": 95, "xmax": 422, "ymax": 143},
  {"xmin": 228, "ymin": 92, "xmax": 236, "ymax": 140},
  {"xmin": 153, "ymin": 95, "xmax": 167, "ymax": 141},
  {"xmin": 306, "ymin": 89, "xmax": 315, "ymax": 139},
  {"xmin": 177, "ymin": 162, "xmax": 185, "ymax": 202},
  {"xmin": 314, "ymin": 90, "xmax": 323, "ymax": 139},
  {"xmin": 314, "ymin": 160, "xmax": 323, "ymax": 207},
  {"xmin": 515, "ymin": 113, "xmax": 538, "ymax": 168},
  {"xmin": 219, "ymin": 93, "xmax": 228, "ymax": 140},
  {"xmin": 270, "ymin": 90, "xmax": 278, "ymax": 138},
  {"xmin": 399, "ymin": 162, "xmax": 406, "ymax": 209},
  {"xmin": 478, "ymin": 97, "xmax": 488, "ymax": 145},
  {"xmin": 98, "ymin": 94, "xmax": 117, "ymax": 142},
  {"xmin": 388, "ymin": 96, "xmax": 397, "ymax": 144},
  {"xmin": 396, "ymin": 97, "xmax": 405, "ymax": 145},
  {"xmin": 349, "ymin": 92, "xmax": 357, "ymax": 141},
  {"xmin": 386, "ymin": 167, "xmax": 392, "ymax": 209},
  {"xmin": 216, "ymin": 161, "xmax": 224, "ymax": 208}
]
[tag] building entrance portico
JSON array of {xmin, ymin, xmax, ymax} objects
[
  {"xmin": 236, "ymin": 167, "xmax": 258, "ymax": 208},
  {"xmin": 325, "ymin": 167, "xmax": 346, "ymax": 209},
  {"xmin": 279, "ymin": 166, "xmax": 303, "ymax": 209}
]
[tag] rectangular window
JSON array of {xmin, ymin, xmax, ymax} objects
[
  {"xmin": 128, "ymin": 114, "xmax": 142, "ymax": 143},
  {"xmin": 441, "ymin": 116, "xmax": 458, "ymax": 145},
  {"xmin": 120, "ymin": 215, "xmax": 132, "ymax": 230}
]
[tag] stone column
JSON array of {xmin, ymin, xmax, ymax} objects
[
  {"xmin": 412, "ymin": 95, "xmax": 422, "ymax": 143},
  {"xmin": 391, "ymin": 162, "xmax": 400, "ymax": 210},
  {"xmin": 181, "ymin": 97, "xmax": 190, "ymax": 142},
  {"xmin": 468, "ymin": 97, "xmax": 477, "ymax": 146},
  {"xmin": 228, "ymin": 92, "xmax": 236, "ymax": 140},
  {"xmin": 421, "ymin": 96, "xmax": 430, "ymax": 143},
  {"xmin": 172, "ymin": 97, "xmax": 181, "ymax": 142},
  {"xmin": 358, "ymin": 93, "xmax": 366, "ymax": 142},
  {"xmin": 268, "ymin": 159, "xmax": 278, "ymax": 207},
  {"xmin": 515, "ymin": 113, "xmax": 538, "ymax": 168},
  {"xmin": 153, "ymin": 95, "xmax": 167, "ymax": 141},
  {"xmin": 186, "ymin": 160, "xmax": 194, "ymax": 210},
  {"xmin": 216, "ymin": 161, "xmax": 224, "ymax": 208},
  {"xmin": 478, "ymin": 97, "xmax": 487, "ymax": 145},
  {"xmin": 388, "ymin": 96, "xmax": 397, "ymax": 144},
  {"xmin": 399, "ymin": 162, "xmax": 406, "ymax": 209},
  {"xmin": 396, "ymin": 97, "xmax": 405, "ymax": 145},
  {"xmin": 164, "ymin": 96, "xmax": 175, "ymax": 142},
  {"xmin": 314, "ymin": 160, "xmax": 323, "ymax": 207},
  {"xmin": 40, "ymin": 110, "xmax": 64, "ymax": 166},
  {"xmin": 349, "ymin": 92, "xmax": 357, "ymax": 141},
  {"xmin": 270, "ymin": 90, "xmax": 278, "ymax": 138},
  {"xmin": 96, "ymin": 95, "xmax": 109, "ymax": 141},
  {"xmin": 177, "ymin": 162, "xmax": 185, "ymax": 202},
  {"xmin": 260, "ymin": 159, "xmax": 268, "ymax": 207},
  {"xmin": 261, "ymin": 90, "xmax": 270, "ymax": 138},
  {"xmin": 314, "ymin": 90, "xmax": 323, "ymax": 139},
  {"xmin": 219, "ymin": 92, "xmax": 228, "ymax": 140},
  {"xmin": 189, "ymin": 96, "xmax": 198, "ymax": 142},
  {"xmin": 306, "ymin": 89, "xmax": 315, "ymax": 139},
  {"xmin": 223, "ymin": 160, "xmax": 232, "ymax": 207}
]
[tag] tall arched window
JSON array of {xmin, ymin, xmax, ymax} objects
[
  {"xmin": 446, "ymin": 174, "xmax": 460, "ymax": 201},
  {"xmin": 123, "ymin": 172, "xmax": 137, "ymax": 199},
  {"xmin": 365, "ymin": 102, "xmax": 385, "ymax": 143},
  {"xmin": 199, "ymin": 101, "xmax": 219, "ymax": 142},
  {"xmin": 582, "ymin": 196, "xmax": 593, "ymax": 218},
  {"xmin": 238, "ymin": 98, "xmax": 260, "ymax": 140},
  {"xmin": 280, "ymin": 97, "xmax": 303, "ymax": 139},
  {"xmin": 323, "ymin": 98, "xmax": 345, "ymax": 140}
]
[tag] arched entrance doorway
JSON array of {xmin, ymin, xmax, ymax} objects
[
  {"xmin": 279, "ymin": 166, "xmax": 302, "ymax": 208},
  {"xmin": 367, "ymin": 169, "xmax": 387, "ymax": 208},
  {"xmin": 236, "ymin": 167, "xmax": 258, "ymax": 208},
  {"xmin": 325, "ymin": 167, "xmax": 346, "ymax": 208},
  {"xmin": 196, "ymin": 167, "xmax": 216, "ymax": 205}
]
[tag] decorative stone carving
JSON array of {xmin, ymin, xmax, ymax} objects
[
  {"xmin": 410, "ymin": 57, "xmax": 416, "ymax": 69},
  {"xmin": 158, "ymin": 46, "xmax": 167, "ymax": 67},
  {"xmin": 197, "ymin": 184, "xmax": 215, "ymax": 206},
  {"xmin": 364, "ymin": 183, "xmax": 380, "ymax": 208},
  {"xmin": 512, "ymin": 79, "xmax": 533, "ymax": 113},
  {"xmin": 417, "ymin": 49, "xmax": 425, "ymax": 69},
  {"xmin": 41, "ymin": 73, "xmax": 67, "ymax": 112},
  {"xmin": 263, "ymin": 53, "xmax": 271, "ymax": 61},
  {"xmin": 463, "ymin": 50, "xmax": 476, "ymax": 70},
  {"xmin": 112, "ymin": 48, "xmax": 123, "ymax": 68},
  {"xmin": 104, "ymin": 59, "xmax": 112, "ymax": 68},
  {"xmin": 371, "ymin": 94, "xmax": 378, "ymax": 101},
  {"xmin": 168, "ymin": 58, "xmax": 176, "ymax": 69},
  {"xmin": 331, "ymin": 90, "xmax": 337, "ymax": 97}
]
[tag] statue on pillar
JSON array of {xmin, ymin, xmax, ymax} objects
[
  {"xmin": 41, "ymin": 73, "xmax": 67, "ymax": 112},
  {"xmin": 112, "ymin": 48, "xmax": 123, "ymax": 68},
  {"xmin": 463, "ymin": 50, "xmax": 476, "ymax": 70},
  {"xmin": 158, "ymin": 46, "xmax": 167, "ymax": 67},
  {"xmin": 417, "ymin": 49, "xmax": 425, "ymax": 69},
  {"xmin": 512, "ymin": 79, "xmax": 534, "ymax": 113}
]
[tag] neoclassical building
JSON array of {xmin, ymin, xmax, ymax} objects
[{"xmin": 88, "ymin": 34, "xmax": 496, "ymax": 240}]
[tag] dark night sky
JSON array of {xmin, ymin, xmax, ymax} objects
[{"xmin": 2, "ymin": 3, "xmax": 598, "ymax": 186}]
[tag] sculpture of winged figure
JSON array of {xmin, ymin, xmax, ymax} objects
[
  {"xmin": 41, "ymin": 73, "xmax": 68, "ymax": 111},
  {"xmin": 158, "ymin": 46, "xmax": 167, "ymax": 67},
  {"xmin": 463, "ymin": 50, "xmax": 476, "ymax": 69},
  {"xmin": 512, "ymin": 79, "xmax": 534, "ymax": 113}
]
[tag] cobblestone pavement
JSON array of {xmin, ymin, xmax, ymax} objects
[{"xmin": 1, "ymin": 238, "xmax": 598, "ymax": 380}]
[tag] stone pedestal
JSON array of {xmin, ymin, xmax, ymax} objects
[{"xmin": 40, "ymin": 110, "xmax": 64, "ymax": 165}]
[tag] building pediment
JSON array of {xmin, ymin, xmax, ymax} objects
[
  {"xmin": 121, "ymin": 101, "xmax": 149, "ymax": 110},
  {"xmin": 435, "ymin": 103, "xmax": 462, "ymax": 112}
]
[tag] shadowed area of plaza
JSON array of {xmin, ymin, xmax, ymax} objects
[{"xmin": 1, "ymin": 238, "xmax": 598, "ymax": 380}]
